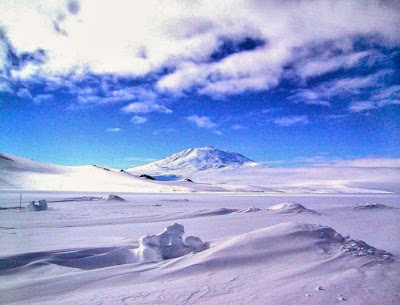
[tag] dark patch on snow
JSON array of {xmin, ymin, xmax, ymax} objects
[
  {"xmin": 139, "ymin": 174, "xmax": 156, "ymax": 180},
  {"xmin": 0, "ymin": 154, "xmax": 13, "ymax": 161}
]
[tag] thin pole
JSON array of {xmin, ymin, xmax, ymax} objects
[{"xmin": 19, "ymin": 193, "xmax": 22, "ymax": 212}]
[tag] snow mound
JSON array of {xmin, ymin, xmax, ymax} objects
[
  {"xmin": 196, "ymin": 208, "xmax": 238, "ymax": 216},
  {"xmin": 267, "ymin": 202, "xmax": 317, "ymax": 214},
  {"xmin": 237, "ymin": 207, "xmax": 264, "ymax": 213},
  {"xmin": 135, "ymin": 223, "xmax": 207, "ymax": 262},
  {"xmin": 353, "ymin": 203, "xmax": 395, "ymax": 210},
  {"xmin": 289, "ymin": 223, "xmax": 393, "ymax": 261},
  {"xmin": 101, "ymin": 195, "xmax": 125, "ymax": 201},
  {"xmin": 173, "ymin": 222, "xmax": 393, "ymax": 270}
]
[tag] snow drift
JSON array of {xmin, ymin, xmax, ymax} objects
[{"xmin": 1, "ymin": 221, "xmax": 397, "ymax": 305}]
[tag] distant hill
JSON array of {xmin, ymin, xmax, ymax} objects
[{"xmin": 0, "ymin": 153, "xmax": 188, "ymax": 192}]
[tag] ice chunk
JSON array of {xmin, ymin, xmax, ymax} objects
[
  {"xmin": 185, "ymin": 236, "xmax": 207, "ymax": 252},
  {"xmin": 135, "ymin": 234, "xmax": 162, "ymax": 263},
  {"xmin": 134, "ymin": 223, "xmax": 207, "ymax": 262}
]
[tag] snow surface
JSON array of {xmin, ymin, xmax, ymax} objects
[
  {"xmin": 2, "ymin": 149, "xmax": 400, "ymax": 194},
  {"xmin": 1, "ymin": 148, "xmax": 400, "ymax": 303},
  {"xmin": 0, "ymin": 192, "xmax": 399, "ymax": 304}
]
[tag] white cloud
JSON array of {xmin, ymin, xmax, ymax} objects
[
  {"xmin": 16, "ymin": 88, "xmax": 32, "ymax": 100},
  {"xmin": 295, "ymin": 51, "xmax": 373, "ymax": 79},
  {"xmin": 231, "ymin": 124, "xmax": 246, "ymax": 130},
  {"xmin": 33, "ymin": 94, "xmax": 53, "ymax": 104},
  {"xmin": 288, "ymin": 70, "xmax": 398, "ymax": 112},
  {"xmin": 122, "ymin": 102, "xmax": 172, "ymax": 114},
  {"xmin": 106, "ymin": 127, "xmax": 122, "ymax": 132},
  {"xmin": 349, "ymin": 101, "xmax": 376, "ymax": 113},
  {"xmin": 288, "ymin": 89, "xmax": 331, "ymax": 107},
  {"xmin": 348, "ymin": 84, "xmax": 400, "ymax": 112},
  {"xmin": 130, "ymin": 116, "xmax": 148, "ymax": 124},
  {"xmin": 186, "ymin": 115, "xmax": 218, "ymax": 129},
  {"xmin": 274, "ymin": 115, "xmax": 309, "ymax": 127},
  {"xmin": 331, "ymin": 158, "xmax": 400, "ymax": 168},
  {"xmin": 73, "ymin": 86, "xmax": 158, "ymax": 105},
  {"xmin": 1, "ymin": 0, "xmax": 399, "ymax": 101},
  {"xmin": 263, "ymin": 156, "xmax": 400, "ymax": 168}
]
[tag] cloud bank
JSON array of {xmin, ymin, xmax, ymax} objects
[{"xmin": 0, "ymin": 0, "xmax": 399, "ymax": 120}]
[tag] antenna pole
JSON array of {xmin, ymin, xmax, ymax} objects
[{"xmin": 19, "ymin": 193, "xmax": 22, "ymax": 212}]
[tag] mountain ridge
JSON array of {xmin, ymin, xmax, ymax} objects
[{"xmin": 127, "ymin": 146, "xmax": 258, "ymax": 175}]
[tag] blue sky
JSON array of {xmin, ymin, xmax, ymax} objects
[{"xmin": 1, "ymin": 0, "xmax": 400, "ymax": 168}]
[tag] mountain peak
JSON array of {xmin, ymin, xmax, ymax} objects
[{"xmin": 127, "ymin": 147, "xmax": 257, "ymax": 174}]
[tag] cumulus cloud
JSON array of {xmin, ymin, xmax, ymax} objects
[
  {"xmin": 122, "ymin": 102, "xmax": 172, "ymax": 114},
  {"xmin": 130, "ymin": 116, "xmax": 148, "ymax": 124},
  {"xmin": 0, "ymin": 0, "xmax": 399, "ymax": 103},
  {"xmin": 186, "ymin": 115, "xmax": 218, "ymax": 129},
  {"xmin": 274, "ymin": 115, "xmax": 309, "ymax": 127}
]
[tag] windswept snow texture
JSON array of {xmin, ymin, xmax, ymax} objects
[
  {"xmin": 0, "ymin": 192, "xmax": 399, "ymax": 305},
  {"xmin": 0, "ymin": 153, "xmax": 189, "ymax": 193},
  {"xmin": 0, "ymin": 193, "xmax": 399, "ymax": 304}
]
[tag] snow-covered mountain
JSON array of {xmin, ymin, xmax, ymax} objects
[
  {"xmin": 127, "ymin": 146, "xmax": 257, "ymax": 175},
  {"xmin": 0, "ymin": 153, "xmax": 189, "ymax": 192}
]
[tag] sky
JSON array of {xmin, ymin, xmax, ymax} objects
[{"xmin": 1, "ymin": 0, "xmax": 400, "ymax": 168}]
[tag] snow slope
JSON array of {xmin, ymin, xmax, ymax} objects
[{"xmin": 0, "ymin": 153, "xmax": 189, "ymax": 193}]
